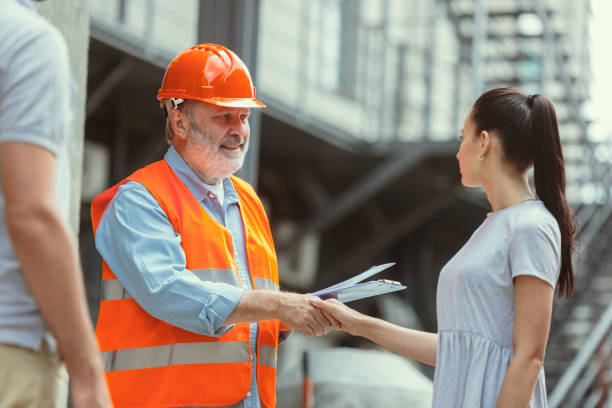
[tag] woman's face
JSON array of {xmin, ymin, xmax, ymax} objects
[{"xmin": 456, "ymin": 113, "xmax": 483, "ymax": 187}]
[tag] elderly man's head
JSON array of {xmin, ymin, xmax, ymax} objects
[
  {"xmin": 157, "ymin": 44, "xmax": 264, "ymax": 184},
  {"xmin": 163, "ymin": 98, "xmax": 251, "ymax": 185}
]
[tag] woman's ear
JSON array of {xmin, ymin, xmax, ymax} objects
[{"xmin": 480, "ymin": 130, "xmax": 491, "ymax": 157}]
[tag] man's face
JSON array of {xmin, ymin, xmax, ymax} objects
[{"xmin": 182, "ymin": 102, "xmax": 251, "ymax": 182}]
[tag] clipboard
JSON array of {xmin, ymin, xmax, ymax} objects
[{"xmin": 313, "ymin": 263, "xmax": 406, "ymax": 303}]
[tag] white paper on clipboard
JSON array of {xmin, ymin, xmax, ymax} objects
[{"xmin": 312, "ymin": 263, "xmax": 406, "ymax": 303}]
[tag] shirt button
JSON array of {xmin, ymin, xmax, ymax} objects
[{"xmin": 246, "ymin": 392, "xmax": 252, "ymax": 397}]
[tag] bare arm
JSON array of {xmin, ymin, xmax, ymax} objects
[
  {"xmin": 310, "ymin": 298, "xmax": 437, "ymax": 365},
  {"xmin": 1, "ymin": 142, "xmax": 111, "ymax": 408},
  {"xmin": 496, "ymin": 276, "xmax": 553, "ymax": 407},
  {"xmin": 223, "ymin": 290, "xmax": 333, "ymax": 337}
]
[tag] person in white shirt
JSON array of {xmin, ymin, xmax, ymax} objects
[{"xmin": 0, "ymin": 1, "xmax": 111, "ymax": 406}]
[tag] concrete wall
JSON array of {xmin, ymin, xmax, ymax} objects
[{"xmin": 34, "ymin": 0, "xmax": 90, "ymax": 232}]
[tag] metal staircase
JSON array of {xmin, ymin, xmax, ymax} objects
[{"xmin": 545, "ymin": 208, "xmax": 612, "ymax": 407}]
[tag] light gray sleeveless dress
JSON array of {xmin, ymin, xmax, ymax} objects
[{"xmin": 433, "ymin": 200, "xmax": 561, "ymax": 407}]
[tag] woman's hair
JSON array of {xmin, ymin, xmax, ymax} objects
[{"xmin": 471, "ymin": 87, "xmax": 576, "ymax": 298}]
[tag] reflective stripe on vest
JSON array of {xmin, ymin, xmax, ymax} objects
[
  {"xmin": 254, "ymin": 277, "xmax": 279, "ymax": 291},
  {"xmin": 101, "ymin": 268, "xmax": 244, "ymax": 301},
  {"xmin": 102, "ymin": 341, "xmax": 250, "ymax": 372},
  {"xmin": 259, "ymin": 345, "xmax": 277, "ymax": 369},
  {"xmin": 101, "ymin": 279, "xmax": 130, "ymax": 301}
]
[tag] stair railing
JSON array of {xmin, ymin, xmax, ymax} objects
[{"xmin": 549, "ymin": 302, "xmax": 612, "ymax": 407}]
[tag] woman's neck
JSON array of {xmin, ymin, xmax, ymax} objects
[{"xmin": 482, "ymin": 170, "xmax": 535, "ymax": 212}]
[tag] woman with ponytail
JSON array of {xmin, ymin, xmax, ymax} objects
[{"xmin": 310, "ymin": 87, "xmax": 576, "ymax": 407}]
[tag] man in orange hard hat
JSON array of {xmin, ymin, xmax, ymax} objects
[{"xmin": 91, "ymin": 43, "xmax": 332, "ymax": 408}]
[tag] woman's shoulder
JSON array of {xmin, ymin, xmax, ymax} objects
[{"xmin": 509, "ymin": 201, "xmax": 560, "ymax": 241}]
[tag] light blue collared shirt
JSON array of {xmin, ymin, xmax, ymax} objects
[{"xmin": 96, "ymin": 146, "xmax": 263, "ymax": 408}]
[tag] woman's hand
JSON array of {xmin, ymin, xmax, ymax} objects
[
  {"xmin": 311, "ymin": 296, "xmax": 438, "ymax": 366},
  {"xmin": 309, "ymin": 297, "xmax": 365, "ymax": 336}
]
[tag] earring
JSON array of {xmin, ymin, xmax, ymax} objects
[{"xmin": 477, "ymin": 154, "xmax": 485, "ymax": 161}]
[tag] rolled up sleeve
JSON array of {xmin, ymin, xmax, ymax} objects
[{"xmin": 95, "ymin": 181, "xmax": 244, "ymax": 336}]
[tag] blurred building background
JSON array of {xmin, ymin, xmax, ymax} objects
[{"xmin": 53, "ymin": 0, "xmax": 612, "ymax": 406}]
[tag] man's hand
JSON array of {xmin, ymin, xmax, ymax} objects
[
  {"xmin": 224, "ymin": 290, "xmax": 333, "ymax": 337},
  {"xmin": 310, "ymin": 297, "xmax": 363, "ymax": 336},
  {"xmin": 276, "ymin": 293, "xmax": 334, "ymax": 337}
]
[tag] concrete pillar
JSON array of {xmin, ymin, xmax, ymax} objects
[
  {"xmin": 34, "ymin": 0, "xmax": 90, "ymax": 233},
  {"xmin": 35, "ymin": 1, "xmax": 97, "ymax": 340}
]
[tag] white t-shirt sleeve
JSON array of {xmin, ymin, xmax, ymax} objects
[
  {"xmin": 0, "ymin": 26, "xmax": 72, "ymax": 155},
  {"xmin": 509, "ymin": 219, "xmax": 561, "ymax": 288}
]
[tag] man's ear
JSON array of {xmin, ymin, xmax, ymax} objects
[{"xmin": 169, "ymin": 108, "xmax": 188, "ymax": 141}]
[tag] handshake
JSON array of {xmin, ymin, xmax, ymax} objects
[
  {"xmin": 230, "ymin": 263, "xmax": 403, "ymax": 337},
  {"xmin": 275, "ymin": 292, "xmax": 360, "ymax": 338},
  {"xmin": 271, "ymin": 263, "xmax": 404, "ymax": 337}
]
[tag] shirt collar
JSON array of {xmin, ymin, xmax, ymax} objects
[
  {"xmin": 222, "ymin": 177, "xmax": 240, "ymax": 205},
  {"xmin": 164, "ymin": 146, "xmax": 240, "ymax": 206}
]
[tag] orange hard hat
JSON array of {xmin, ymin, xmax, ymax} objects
[{"xmin": 157, "ymin": 43, "xmax": 265, "ymax": 109}]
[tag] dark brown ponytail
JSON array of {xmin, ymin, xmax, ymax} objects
[{"xmin": 471, "ymin": 88, "xmax": 576, "ymax": 298}]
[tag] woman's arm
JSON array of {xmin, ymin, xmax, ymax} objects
[
  {"xmin": 310, "ymin": 298, "xmax": 437, "ymax": 366},
  {"xmin": 496, "ymin": 275, "xmax": 554, "ymax": 407}
]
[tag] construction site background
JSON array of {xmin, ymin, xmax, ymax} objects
[{"xmin": 34, "ymin": 1, "xmax": 612, "ymax": 406}]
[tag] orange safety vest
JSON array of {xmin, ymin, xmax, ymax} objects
[{"xmin": 91, "ymin": 160, "xmax": 280, "ymax": 408}]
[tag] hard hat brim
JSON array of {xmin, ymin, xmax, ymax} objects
[{"xmin": 203, "ymin": 97, "xmax": 266, "ymax": 109}]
